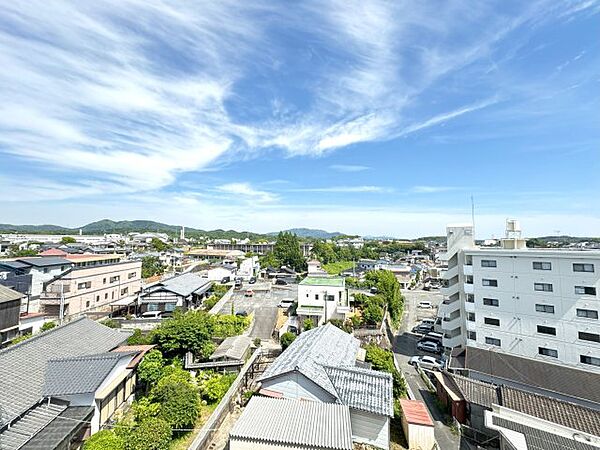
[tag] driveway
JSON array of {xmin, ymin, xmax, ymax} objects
[{"xmin": 392, "ymin": 289, "xmax": 462, "ymax": 450}]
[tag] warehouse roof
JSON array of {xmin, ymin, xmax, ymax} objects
[
  {"xmin": 324, "ymin": 365, "xmax": 394, "ymax": 417},
  {"xmin": 0, "ymin": 284, "xmax": 24, "ymax": 304},
  {"xmin": 230, "ymin": 397, "xmax": 352, "ymax": 450}
]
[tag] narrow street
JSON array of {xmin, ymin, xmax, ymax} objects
[{"xmin": 392, "ymin": 289, "xmax": 461, "ymax": 450}]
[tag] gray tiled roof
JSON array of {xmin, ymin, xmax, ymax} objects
[
  {"xmin": 148, "ymin": 273, "xmax": 211, "ymax": 297},
  {"xmin": 499, "ymin": 386, "xmax": 600, "ymax": 437},
  {"xmin": 0, "ymin": 284, "xmax": 23, "ymax": 304},
  {"xmin": 43, "ymin": 352, "xmax": 134, "ymax": 396},
  {"xmin": 492, "ymin": 416, "xmax": 598, "ymax": 450},
  {"xmin": 450, "ymin": 374, "xmax": 499, "ymax": 408},
  {"xmin": 0, "ymin": 402, "xmax": 66, "ymax": 450},
  {"xmin": 259, "ymin": 323, "xmax": 360, "ymax": 397},
  {"xmin": 21, "ymin": 406, "xmax": 94, "ymax": 450},
  {"xmin": 209, "ymin": 335, "xmax": 252, "ymax": 361},
  {"xmin": 15, "ymin": 257, "xmax": 72, "ymax": 267},
  {"xmin": 465, "ymin": 346, "xmax": 600, "ymax": 404},
  {"xmin": 0, "ymin": 317, "xmax": 129, "ymax": 427},
  {"xmin": 230, "ymin": 397, "xmax": 352, "ymax": 450},
  {"xmin": 324, "ymin": 365, "xmax": 394, "ymax": 417},
  {"xmin": 0, "ymin": 260, "xmax": 29, "ymax": 270}
]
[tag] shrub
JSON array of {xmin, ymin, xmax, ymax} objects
[
  {"xmin": 40, "ymin": 321, "xmax": 57, "ymax": 332},
  {"xmin": 302, "ymin": 318, "xmax": 314, "ymax": 331},
  {"xmin": 362, "ymin": 303, "xmax": 384, "ymax": 326},
  {"xmin": 137, "ymin": 350, "xmax": 164, "ymax": 387},
  {"xmin": 123, "ymin": 417, "xmax": 171, "ymax": 450},
  {"xmin": 253, "ymin": 337, "xmax": 261, "ymax": 347},
  {"xmin": 280, "ymin": 332, "xmax": 296, "ymax": 350},
  {"xmin": 365, "ymin": 344, "xmax": 407, "ymax": 399},
  {"xmin": 100, "ymin": 318, "xmax": 121, "ymax": 329},
  {"xmin": 84, "ymin": 430, "xmax": 124, "ymax": 450},
  {"xmin": 126, "ymin": 329, "xmax": 152, "ymax": 345},
  {"xmin": 151, "ymin": 379, "xmax": 200, "ymax": 429},
  {"xmin": 199, "ymin": 372, "xmax": 236, "ymax": 403}
]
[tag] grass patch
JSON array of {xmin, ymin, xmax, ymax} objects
[
  {"xmin": 323, "ymin": 261, "xmax": 354, "ymax": 275},
  {"xmin": 169, "ymin": 403, "xmax": 217, "ymax": 450}
]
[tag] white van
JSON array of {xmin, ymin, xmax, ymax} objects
[
  {"xmin": 417, "ymin": 301, "xmax": 433, "ymax": 309},
  {"xmin": 141, "ymin": 310, "xmax": 162, "ymax": 319},
  {"xmin": 421, "ymin": 318, "xmax": 436, "ymax": 326}
]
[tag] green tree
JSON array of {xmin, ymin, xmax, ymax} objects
[
  {"xmin": 152, "ymin": 310, "xmax": 214, "ymax": 358},
  {"xmin": 362, "ymin": 303, "xmax": 384, "ymax": 326},
  {"xmin": 150, "ymin": 238, "xmax": 169, "ymax": 252},
  {"xmin": 60, "ymin": 236, "xmax": 77, "ymax": 244},
  {"xmin": 8, "ymin": 247, "xmax": 37, "ymax": 257},
  {"xmin": 141, "ymin": 256, "xmax": 165, "ymax": 278},
  {"xmin": 259, "ymin": 251, "xmax": 279, "ymax": 268},
  {"xmin": 127, "ymin": 329, "xmax": 152, "ymax": 345},
  {"xmin": 280, "ymin": 332, "xmax": 296, "ymax": 350},
  {"xmin": 273, "ymin": 232, "xmax": 305, "ymax": 272},
  {"xmin": 199, "ymin": 372, "xmax": 236, "ymax": 403},
  {"xmin": 302, "ymin": 318, "xmax": 314, "ymax": 331},
  {"xmin": 123, "ymin": 417, "xmax": 171, "ymax": 450},
  {"xmin": 151, "ymin": 379, "xmax": 200, "ymax": 429},
  {"xmin": 137, "ymin": 349, "xmax": 165, "ymax": 387},
  {"xmin": 84, "ymin": 430, "xmax": 124, "ymax": 450},
  {"xmin": 365, "ymin": 344, "xmax": 407, "ymax": 399},
  {"xmin": 132, "ymin": 397, "xmax": 161, "ymax": 423}
]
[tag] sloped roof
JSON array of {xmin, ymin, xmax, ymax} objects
[
  {"xmin": 147, "ymin": 273, "xmax": 211, "ymax": 297},
  {"xmin": 259, "ymin": 323, "xmax": 360, "ymax": 397},
  {"xmin": 0, "ymin": 402, "xmax": 66, "ymax": 450},
  {"xmin": 43, "ymin": 352, "xmax": 134, "ymax": 396},
  {"xmin": 38, "ymin": 248, "xmax": 68, "ymax": 257},
  {"xmin": 0, "ymin": 317, "xmax": 129, "ymax": 426},
  {"xmin": 400, "ymin": 399, "xmax": 434, "ymax": 427},
  {"xmin": 210, "ymin": 335, "xmax": 252, "ymax": 361},
  {"xmin": 230, "ymin": 397, "xmax": 352, "ymax": 450},
  {"xmin": 324, "ymin": 365, "xmax": 393, "ymax": 417},
  {"xmin": 19, "ymin": 406, "xmax": 94, "ymax": 450},
  {"xmin": 0, "ymin": 284, "xmax": 24, "ymax": 304},
  {"xmin": 15, "ymin": 257, "xmax": 71, "ymax": 267},
  {"xmin": 499, "ymin": 386, "xmax": 600, "ymax": 437},
  {"xmin": 450, "ymin": 373, "xmax": 499, "ymax": 408},
  {"xmin": 112, "ymin": 344, "xmax": 155, "ymax": 368}
]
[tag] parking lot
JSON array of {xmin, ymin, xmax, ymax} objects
[{"xmin": 216, "ymin": 282, "xmax": 298, "ymax": 340}]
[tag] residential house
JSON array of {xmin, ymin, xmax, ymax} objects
[
  {"xmin": 237, "ymin": 256, "xmax": 259, "ymax": 280},
  {"xmin": 229, "ymin": 397, "xmax": 353, "ymax": 450},
  {"xmin": 139, "ymin": 272, "xmax": 211, "ymax": 313},
  {"xmin": 296, "ymin": 276, "xmax": 350, "ymax": 324},
  {"xmin": 209, "ymin": 335, "xmax": 253, "ymax": 363},
  {"xmin": 307, "ymin": 259, "xmax": 328, "ymax": 276},
  {"xmin": 0, "ymin": 284, "xmax": 23, "ymax": 346},
  {"xmin": 40, "ymin": 255, "xmax": 142, "ymax": 318},
  {"xmin": 258, "ymin": 324, "xmax": 393, "ymax": 449},
  {"xmin": 0, "ymin": 318, "xmax": 150, "ymax": 449}
]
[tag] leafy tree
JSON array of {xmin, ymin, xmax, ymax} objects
[
  {"xmin": 40, "ymin": 321, "xmax": 57, "ymax": 332},
  {"xmin": 138, "ymin": 349, "xmax": 165, "ymax": 387},
  {"xmin": 126, "ymin": 328, "xmax": 152, "ymax": 345},
  {"xmin": 150, "ymin": 238, "xmax": 169, "ymax": 252},
  {"xmin": 141, "ymin": 256, "xmax": 165, "ymax": 278},
  {"xmin": 123, "ymin": 417, "xmax": 172, "ymax": 450},
  {"xmin": 60, "ymin": 236, "xmax": 77, "ymax": 244},
  {"xmin": 259, "ymin": 251, "xmax": 279, "ymax": 268},
  {"xmin": 9, "ymin": 247, "xmax": 37, "ymax": 257},
  {"xmin": 198, "ymin": 372, "xmax": 236, "ymax": 403},
  {"xmin": 152, "ymin": 310, "xmax": 214, "ymax": 358},
  {"xmin": 280, "ymin": 332, "xmax": 296, "ymax": 350},
  {"xmin": 84, "ymin": 430, "xmax": 124, "ymax": 450},
  {"xmin": 365, "ymin": 344, "xmax": 407, "ymax": 399},
  {"xmin": 213, "ymin": 314, "xmax": 250, "ymax": 337},
  {"xmin": 328, "ymin": 319, "xmax": 352, "ymax": 333},
  {"xmin": 151, "ymin": 378, "xmax": 200, "ymax": 429},
  {"xmin": 132, "ymin": 398, "xmax": 161, "ymax": 423},
  {"xmin": 273, "ymin": 232, "xmax": 306, "ymax": 272},
  {"xmin": 364, "ymin": 270, "xmax": 404, "ymax": 326},
  {"xmin": 302, "ymin": 318, "xmax": 314, "ymax": 331},
  {"xmin": 362, "ymin": 303, "xmax": 384, "ymax": 326}
]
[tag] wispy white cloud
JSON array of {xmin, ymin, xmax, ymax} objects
[
  {"xmin": 216, "ymin": 183, "xmax": 277, "ymax": 203},
  {"xmin": 410, "ymin": 186, "xmax": 461, "ymax": 194},
  {"xmin": 290, "ymin": 186, "xmax": 392, "ymax": 193},
  {"xmin": 330, "ymin": 164, "xmax": 370, "ymax": 172}
]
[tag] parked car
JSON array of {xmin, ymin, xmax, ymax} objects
[
  {"xmin": 221, "ymin": 276, "xmax": 231, "ymax": 284},
  {"xmin": 249, "ymin": 277, "xmax": 257, "ymax": 284},
  {"xmin": 417, "ymin": 301, "xmax": 433, "ymax": 309},
  {"xmin": 409, "ymin": 355, "xmax": 444, "ymax": 371},
  {"xmin": 160, "ymin": 311, "xmax": 174, "ymax": 319},
  {"xmin": 235, "ymin": 310, "xmax": 248, "ymax": 317},
  {"xmin": 278, "ymin": 299, "xmax": 294, "ymax": 309},
  {"xmin": 419, "ymin": 332, "xmax": 444, "ymax": 345},
  {"xmin": 421, "ymin": 318, "xmax": 436, "ymax": 327},
  {"xmin": 244, "ymin": 289, "xmax": 254, "ymax": 297},
  {"xmin": 416, "ymin": 340, "xmax": 442, "ymax": 354},
  {"xmin": 235, "ymin": 280, "xmax": 243, "ymax": 289},
  {"xmin": 413, "ymin": 324, "xmax": 433, "ymax": 334},
  {"xmin": 140, "ymin": 311, "xmax": 162, "ymax": 319},
  {"xmin": 275, "ymin": 279, "xmax": 287, "ymax": 286}
]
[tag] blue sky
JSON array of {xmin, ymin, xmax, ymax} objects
[{"xmin": 1, "ymin": 1, "xmax": 599, "ymax": 238}]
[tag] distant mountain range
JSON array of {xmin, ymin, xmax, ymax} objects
[{"xmin": 0, "ymin": 220, "xmax": 344, "ymax": 240}]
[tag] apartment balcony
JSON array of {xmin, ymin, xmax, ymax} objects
[
  {"xmin": 465, "ymin": 301, "xmax": 475, "ymax": 313},
  {"xmin": 442, "ymin": 264, "xmax": 458, "ymax": 281},
  {"xmin": 296, "ymin": 304, "xmax": 324, "ymax": 317},
  {"xmin": 466, "ymin": 320, "xmax": 477, "ymax": 331},
  {"xmin": 438, "ymin": 299, "xmax": 460, "ymax": 319},
  {"xmin": 464, "ymin": 283, "xmax": 474, "ymax": 294},
  {"xmin": 442, "ymin": 314, "xmax": 462, "ymax": 331},
  {"xmin": 463, "ymin": 265, "xmax": 473, "ymax": 276},
  {"xmin": 43, "ymin": 284, "xmax": 71, "ymax": 297},
  {"xmin": 443, "ymin": 333, "xmax": 465, "ymax": 349}
]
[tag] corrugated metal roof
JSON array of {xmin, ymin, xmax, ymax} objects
[
  {"xmin": 230, "ymin": 397, "xmax": 352, "ymax": 450},
  {"xmin": 0, "ymin": 284, "xmax": 24, "ymax": 304},
  {"xmin": 209, "ymin": 335, "xmax": 252, "ymax": 361},
  {"xmin": 259, "ymin": 323, "xmax": 360, "ymax": 397},
  {"xmin": 43, "ymin": 352, "xmax": 134, "ymax": 396},
  {"xmin": 20, "ymin": 406, "xmax": 94, "ymax": 450},
  {"xmin": 324, "ymin": 365, "xmax": 393, "ymax": 417},
  {"xmin": 0, "ymin": 317, "xmax": 129, "ymax": 427},
  {"xmin": 0, "ymin": 402, "xmax": 66, "ymax": 450},
  {"xmin": 399, "ymin": 399, "xmax": 434, "ymax": 427}
]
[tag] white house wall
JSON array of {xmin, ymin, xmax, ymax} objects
[
  {"xmin": 261, "ymin": 372, "xmax": 335, "ymax": 403},
  {"xmin": 349, "ymin": 408, "xmax": 389, "ymax": 450}
]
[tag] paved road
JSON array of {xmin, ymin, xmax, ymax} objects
[
  {"xmin": 392, "ymin": 289, "xmax": 461, "ymax": 450},
  {"xmin": 217, "ymin": 283, "xmax": 298, "ymax": 340}
]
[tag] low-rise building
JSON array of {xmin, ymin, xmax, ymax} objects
[
  {"xmin": 0, "ymin": 284, "xmax": 23, "ymax": 346},
  {"xmin": 296, "ymin": 276, "xmax": 350, "ymax": 324},
  {"xmin": 139, "ymin": 273, "xmax": 211, "ymax": 313}
]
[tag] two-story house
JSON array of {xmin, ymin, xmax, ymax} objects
[{"xmin": 296, "ymin": 276, "xmax": 350, "ymax": 325}]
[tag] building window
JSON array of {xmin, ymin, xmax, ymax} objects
[
  {"xmin": 538, "ymin": 347, "xmax": 558, "ymax": 358},
  {"xmin": 112, "ymin": 292, "xmax": 114, "ymax": 299},
  {"xmin": 103, "ymin": 278, "xmax": 107, "ymax": 284},
  {"xmin": 110, "ymin": 276, "xmax": 120, "ymax": 283},
  {"xmin": 535, "ymin": 304, "xmax": 555, "ymax": 314},
  {"xmin": 580, "ymin": 355, "xmax": 600, "ymax": 366},
  {"xmin": 467, "ymin": 312, "xmax": 475, "ymax": 322},
  {"xmin": 482, "ymin": 279, "xmax": 498, "ymax": 287},
  {"xmin": 485, "ymin": 337, "xmax": 501, "ymax": 347},
  {"xmin": 533, "ymin": 261, "xmax": 551, "ymax": 270},
  {"xmin": 481, "ymin": 260, "xmax": 497, "ymax": 268},
  {"xmin": 86, "ymin": 301, "xmax": 90, "ymax": 308},
  {"xmin": 537, "ymin": 325, "xmax": 556, "ymax": 335},
  {"xmin": 121, "ymin": 287, "xmax": 128, "ymax": 296},
  {"xmin": 466, "ymin": 294, "xmax": 474, "ymax": 303},
  {"xmin": 484, "ymin": 317, "xmax": 500, "ymax": 326},
  {"xmin": 105, "ymin": 293, "xmax": 108, "ymax": 300},
  {"xmin": 534, "ymin": 283, "xmax": 553, "ymax": 292},
  {"xmin": 77, "ymin": 281, "xmax": 92, "ymax": 290},
  {"xmin": 573, "ymin": 263, "xmax": 594, "ymax": 273},
  {"xmin": 579, "ymin": 332, "xmax": 600, "ymax": 343},
  {"xmin": 483, "ymin": 298, "xmax": 499, "ymax": 307},
  {"xmin": 96, "ymin": 295, "xmax": 100, "ymax": 303},
  {"xmin": 128, "ymin": 272, "xmax": 136, "ymax": 279},
  {"xmin": 575, "ymin": 286, "xmax": 596, "ymax": 296},
  {"xmin": 577, "ymin": 309, "xmax": 599, "ymax": 319},
  {"xmin": 315, "ymin": 294, "xmax": 319, "ymax": 300},
  {"xmin": 467, "ymin": 331, "xmax": 477, "ymax": 340}
]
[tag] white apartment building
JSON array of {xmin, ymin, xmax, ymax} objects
[
  {"xmin": 439, "ymin": 220, "xmax": 600, "ymax": 373},
  {"xmin": 296, "ymin": 276, "xmax": 350, "ymax": 324}
]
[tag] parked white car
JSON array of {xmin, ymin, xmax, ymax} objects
[
  {"xmin": 416, "ymin": 340, "xmax": 442, "ymax": 354},
  {"xmin": 278, "ymin": 299, "xmax": 294, "ymax": 309},
  {"xmin": 417, "ymin": 301, "xmax": 433, "ymax": 309},
  {"xmin": 409, "ymin": 355, "xmax": 444, "ymax": 371}
]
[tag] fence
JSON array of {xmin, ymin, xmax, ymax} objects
[{"xmin": 188, "ymin": 347, "xmax": 262, "ymax": 450}]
